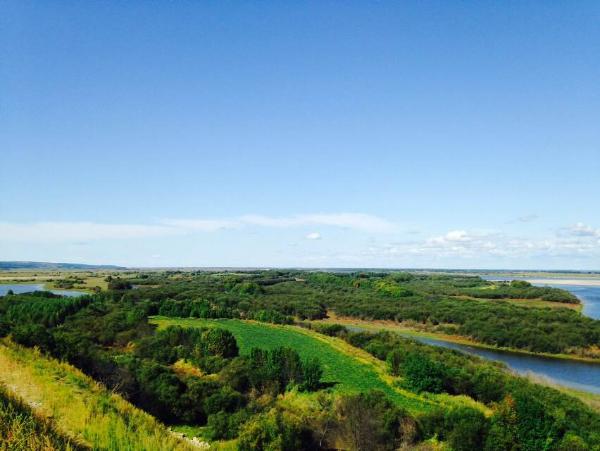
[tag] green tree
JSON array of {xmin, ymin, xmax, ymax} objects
[
  {"xmin": 301, "ymin": 357, "xmax": 323, "ymax": 391},
  {"xmin": 403, "ymin": 352, "xmax": 445, "ymax": 393},
  {"xmin": 238, "ymin": 409, "xmax": 304, "ymax": 451},
  {"xmin": 203, "ymin": 328, "xmax": 239, "ymax": 358},
  {"xmin": 445, "ymin": 406, "xmax": 488, "ymax": 451},
  {"xmin": 386, "ymin": 350, "xmax": 403, "ymax": 376}
]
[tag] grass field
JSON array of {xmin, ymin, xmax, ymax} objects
[
  {"xmin": 0, "ymin": 384, "xmax": 83, "ymax": 451},
  {"xmin": 150, "ymin": 316, "xmax": 486, "ymax": 415},
  {"xmin": 0, "ymin": 339, "xmax": 193, "ymax": 451}
]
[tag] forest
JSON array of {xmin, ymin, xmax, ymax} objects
[
  {"xmin": 123, "ymin": 270, "xmax": 599, "ymax": 356},
  {"xmin": 0, "ymin": 270, "xmax": 599, "ymax": 450}
]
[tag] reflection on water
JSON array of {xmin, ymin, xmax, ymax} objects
[
  {"xmin": 345, "ymin": 323, "xmax": 600, "ymax": 394},
  {"xmin": 413, "ymin": 336, "xmax": 600, "ymax": 394},
  {"xmin": 421, "ymin": 277, "xmax": 600, "ymax": 393},
  {"xmin": 0, "ymin": 283, "xmax": 86, "ymax": 298}
]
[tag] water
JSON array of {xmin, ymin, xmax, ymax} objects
[
  {"xmin": 483, "ymin": 276, "xmax": 600, "ymax": 320},
  {"xmin": 414, "ymin": 336, "xmax": 600, "ymax": 394},
  {"xmin": 346, "ymin": 278, "xmax": 600, "ymax": 393},
  {"xmin": 344, "ymin": 324, "xmax": 600, "ymax": 393},
  {"xmin": 0, "ymin": 283, "xmax": 86, "ymax": 297},
  {"xmin": 537, "ymin": 283, "xmax": 600, "ymax": 320}
]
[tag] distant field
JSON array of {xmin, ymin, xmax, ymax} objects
[
  {"xmin": 150, "ymin": 316, "xmax": 483, "ymax": 415},
  {"xmin": 0, "ymin": 339, "xmax": 193, "ymax": 450},
  {"xmin": 0, "ymin": 270, "xmax": 136, "ymax": 292}
]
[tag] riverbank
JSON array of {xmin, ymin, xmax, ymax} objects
[
  {"xmin": 524, "ymin": 372, "xmax": 600, "ymax": 411},
  {"xmin": 311, "ymin": 313, "xmax": 600, "ymax": 364}
]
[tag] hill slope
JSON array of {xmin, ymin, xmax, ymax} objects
[{"xmin": 0, "ymin": 339, "xmax": 192, "ymax": 450}]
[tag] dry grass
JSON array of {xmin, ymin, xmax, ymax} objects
[{"xmin": 0, "ymin": 339, "xmax": 194, "ymax": 451}]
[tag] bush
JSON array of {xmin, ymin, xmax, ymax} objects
[
  {"xmin": 301, "ymin": 357, "xmax": 323, "ymax": 391},
  {"xmin": 402, "ymin": 352, "xmax": 446, "ymax": 393},
  {"xmin": 334, "ymin": 390, "xmax": 416, "ymax": 450},
  {"xmin": 445, "ymin": 407, "xmax": 488, "ymax": 451},
  {"xmin": 238, "ymin": 409, "xmax": 305, "ymax": 451}
]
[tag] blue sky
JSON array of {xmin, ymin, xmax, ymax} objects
[{"xmin": 2, "ymin": 1, "xmax": 600, "ymax": 269}]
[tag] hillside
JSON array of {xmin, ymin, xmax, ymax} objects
[{"xmin": 0, "ymin": 339, "xmax": 193, "ymax": 450}]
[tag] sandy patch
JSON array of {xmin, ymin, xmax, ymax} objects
[{"xmin": 527, "ymin": 278, "xmax": 600, "ymax": 287}]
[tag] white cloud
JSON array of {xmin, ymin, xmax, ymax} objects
[
  {"xmin": 240, "ymin": 213, "xmax": 397, "ymax": 233},
  {"xmin": 564, "ymin": 222, "xmax": 600, "ymax": 238},
  {"xmin": 362, "ymin": 225, "xmax": 600, "ymax": 261},
  {"xmin": 0, "ymin": 212, "xmax": 396, "ymax": 243},
  {"xmin": 305, "ymin": 232, "xmax": 322, "ymax": 240},
  {"xmin": 160, "ymin": 219, "xmax": 239, "ymax": 231},
  {"xmin": 517, "ymin": 214, "xmax": 539, "ymax": 223}
]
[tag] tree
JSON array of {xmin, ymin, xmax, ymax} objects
[
  {"xmin": 203, "ymin": 328, "xmax": 239, "ymax": 358},
  {"xmin": 485, "ymin": 395, "xmax": 519, "ymax": 451},
  {"xmin": 334, "ymin": 390, "xmax": 414, "ymax": 451},
  {"xmin": 445, "ymin": 406, "xmax": 488, "ymax": 451},
  {"xmin": 403, "ymin": 352, "xmax": 445, "ymax": 393},
  {"xmin": 238, "ymin": 409, "xmax": 304, "ymax": 451},
  {"xmin": 386, "ymin": 350, "xmax": 403, "ymax": 376},
  {"xmin": 557, "ymin": 432, "xmax": 589, "ymax": 451},
  {"xmin": 301, "ymin": 357, "xmax": 323, "ymax": 391}
]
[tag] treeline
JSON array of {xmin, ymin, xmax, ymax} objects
[
  {"xmin": 309, "ymin": 323, "xmax": 600, "ymax": 450},
  {"xmin": 332, "ymin": 292, "xmax": 599, "ymax": 354},
  {"xmin": 117, "ymin": 271, "xmax": 599, "ymax": 355}
]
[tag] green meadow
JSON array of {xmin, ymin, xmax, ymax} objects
[{"xmin": 151, "ymin": 316, "xmax": 451, "ymax": 414}]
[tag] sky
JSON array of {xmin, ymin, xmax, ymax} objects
[{"xmin": 1, "ymin": 1, "xmax": 600, "ymax": 269}]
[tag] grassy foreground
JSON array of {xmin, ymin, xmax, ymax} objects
[
  {"xmin": 0, "ymin": 339, "xmax": 193, "ymax": 451},
  {"xmin": 150, "ymin": 316, "xmax": 486, "ymax": 415},
  {"xmin": 0, "ymin": 384, "xmax": 83, "ymax": 451}
]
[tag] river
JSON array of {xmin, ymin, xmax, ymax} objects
[
  {"xmin": 347, "ymin": 278, "xmax": 600, "ymax": 393},
  {"xmin": 0, "ymin": 283, "xmax": 87, "ymax": 297},
  {"xmin": 423, "ymin": 278, "xmax": 600, "ymax": 393},
  {"xmin": 483, "ymin": 276, "xmax": 600, "ymax": 320}
]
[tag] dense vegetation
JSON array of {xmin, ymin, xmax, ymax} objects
[
  {"xmin": 122, "ymin": 271, "xmax": 599, "ymax": 356},
  {"xmin": 151, "ymin": 317, "xmax": 434, "ymax": 412},
  {"xmin": 1, "ymin": 270, "xmax": 599, "ymax": 450},
  {"xmin": 309, "ymin": 323, "xmax": 600, "ymax": 450}
]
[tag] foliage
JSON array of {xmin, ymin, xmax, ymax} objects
[
  {"xmin": 334, "ymin": 390, "xmax": 417, "ymax": 451},
  {"xmin": 315, "ymin": 325, "xmax": 600, "ymax": 450}
]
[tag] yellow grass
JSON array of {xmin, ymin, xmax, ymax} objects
[{"xmin": 0, "ymin": 339, "xmax": 193, "ymax": 450}]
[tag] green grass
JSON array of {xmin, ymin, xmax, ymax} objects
[
  {"xmin": 0, "ymin": 384, "xmax": 83, "ymax": 451},
  {"xmin": 150, "ymin": 316, "xmax": 440, "ymax": 413},
  {"xmin": 0, "ymin": 339, "xmax": 193, "ymax": 451}
]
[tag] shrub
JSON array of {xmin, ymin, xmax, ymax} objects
[{"xmin": 402, "ymin": 352, "xmax": 446, "ymax": 393}]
